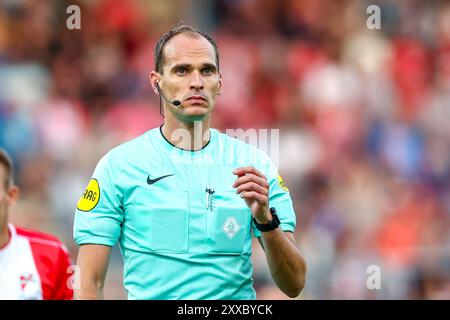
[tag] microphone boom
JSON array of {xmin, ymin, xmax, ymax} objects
[{"xmin": 156, "ymin": 83, "xmax": 182, "ymax": 107}]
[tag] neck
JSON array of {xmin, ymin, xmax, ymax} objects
[
  {"xmin": 0, "ymin": 223, "xmax": 10, "ymax": 249},
  {"xmin": 162, "ymin": 116, "xmax": 211, "ymax": 151}
]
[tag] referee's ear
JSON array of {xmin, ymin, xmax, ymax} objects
[
  {"xmin": 217, "ymin": 71, "xmax": 223, "ymax": 96},
  {"xmin": 149, "ymin": 71, "xmax": 161, "ymax": 95}
]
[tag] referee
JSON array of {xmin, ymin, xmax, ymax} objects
[{"xmin": 73, "ymin": 24, "xmax": 306, "ymax": 300}]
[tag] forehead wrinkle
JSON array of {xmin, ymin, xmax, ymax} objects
[{"xmin": 163, "ymin": 35, "xmax": 217, "ymax": 70}]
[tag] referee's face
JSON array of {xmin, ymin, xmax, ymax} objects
[{"xmin": 152, "ymin": 33, "xmax": 222, "ymax": 121}]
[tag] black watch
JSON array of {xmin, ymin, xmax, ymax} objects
[{"xmin": 253, "ymin": 207, "xmax": 280, "ymax": 232}]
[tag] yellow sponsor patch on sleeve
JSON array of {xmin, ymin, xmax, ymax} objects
[
  {"xmin": 277, "ymin": 174, "xmax": 289, "ymax": 192},
  {"xmin": 77, "ymin": 178, "xmax": 100, "ymax": 212}
]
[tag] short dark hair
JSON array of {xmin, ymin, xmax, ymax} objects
[
  {"xmin": 0, "ymin": 149, "xmax": 13, "ymax": 188},
  {"xmin": 154, "ymin": 23, "xmax": 220, "ymax": 74}
]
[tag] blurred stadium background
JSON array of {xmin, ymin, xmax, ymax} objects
[{"xmin": 1, "ymin": 0, "xmax": 449, "ymax": 299}]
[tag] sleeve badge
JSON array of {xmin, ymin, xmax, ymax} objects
[
  {"xmin": 77, "ymin": 178, "xmax": 100, "ymax": 212},
  {"xmin": 277, "ymin": 174, "xmax": 289, "ymax": 192}
]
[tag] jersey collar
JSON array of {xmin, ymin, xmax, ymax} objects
[{"xmin": 158, "ymin": 124, "xmax": 215, "ymax": 154}]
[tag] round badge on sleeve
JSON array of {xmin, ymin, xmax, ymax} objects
[
  {"xmin": 77, "ymin": 178, "xmax": 100, "ymax": 212},
  {"xmin": 277, "ymin": 174, "xmax": 289, "ymax": 192}
]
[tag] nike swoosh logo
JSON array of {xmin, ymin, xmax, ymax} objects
[{"xmin": 147, "ymin": 174, "xmax": 174, "ymax": 185}]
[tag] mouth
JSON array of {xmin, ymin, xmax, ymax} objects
[{"xmin": 185, "ymin": 95, "xmax": 207, "ymax": 103}]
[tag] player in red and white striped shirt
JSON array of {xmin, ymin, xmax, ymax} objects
[{"xmin": 0, "ymin": 149, "xmax": 73, "ymax": 300}]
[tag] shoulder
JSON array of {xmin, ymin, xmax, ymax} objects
[
  {"xmin": 213, "ymin": 128, "xmax": 273, "ymax": 165},
  {"xmin": 214, "ymin": 129, "xmax": 261, "ymax": 153},
  {"xmin": 15, "ymin": 225, "xmax": 70, "ymax": 258},
  {"xmin": 110, "ymin": 129, "xmax": 155, "ymax": 157},
  {"xmin": 16, "ymin": 226, "xmax": 63, "ymax": 246},
  {"xmin": 98, "ymin": 128, "xmax": 157, "ymax": 167},
  {"xmin": 14, "ymin": 225, "xmax": 73, "ymax": 299}
]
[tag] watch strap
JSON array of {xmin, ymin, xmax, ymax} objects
[{"xmin": 253, "ymin": 207, "xmax": 280, "ymax": 232}]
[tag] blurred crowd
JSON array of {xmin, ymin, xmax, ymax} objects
[{"xmin": 1, "ymin": 0, "xmax": 449, "ymax": 299}]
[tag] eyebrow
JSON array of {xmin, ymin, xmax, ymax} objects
[{"xmin": 170, "ymin": 63, "xmax": 218, "ymax": 73}]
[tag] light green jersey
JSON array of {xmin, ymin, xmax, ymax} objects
[{"xmin": 74, "ymin": 127, "xmax": 296, "ymax": 299}]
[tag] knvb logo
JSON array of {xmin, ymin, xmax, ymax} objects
[{"xmin": 222, "ymin": 217, "xmax": 240, "ymax": 239}]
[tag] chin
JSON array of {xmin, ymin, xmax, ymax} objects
[
  {"xmin": 184, "ymin": 113, "xmax": 209, "ymax": 122},
  {"xmin": 181, "ymin": 106, "xmax": 210, "ymax": 119}
]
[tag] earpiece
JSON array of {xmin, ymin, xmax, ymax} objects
[{"xmin": 154, "ymin": 80, "xmax": 160, "ymax": 95}]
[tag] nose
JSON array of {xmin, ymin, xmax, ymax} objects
[{"xmin": 189, "ymin": 71, "xmax": 204, "ymax": 91}]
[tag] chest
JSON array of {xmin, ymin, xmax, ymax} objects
[
  {"xmin": 0, "ymin": 238, "xmax": 43, "ymax": 300},
  {"xmin": 121, "ymin": 163, "xmax": 253, "ymax": 255}
]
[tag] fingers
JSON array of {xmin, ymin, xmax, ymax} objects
[
  {"xmin": 233, "ymin": 174, "xmax": 269, "ymax": 189},
  {"xmin": 232, "ymin": 173, "xmax": 269, "ymax": 189},
  {"xmin": 232, "ymin": 166, "xmax": 269, "ymax": 186},
  {"xmin": 235, "ymin": 181, "xmax": 268, "ymax": 196},
  {"xmin": 240, "ymin": 191, "xmax": 268, "ymax": 205},
  {"xmin": 232, "ymin": 167, "xmax": 269, "ymax": 206},
  {"xmin": 233, "ymin": 166, "xmax": 266, "ymax": 179}
]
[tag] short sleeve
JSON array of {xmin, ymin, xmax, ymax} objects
[
  {"xmin": 73, "ymin": 152, "xmax": 124, "ymax": 247},
  {"xmin": 252, "ymin": 155, "xmax": 297, "ymax": 238}
]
